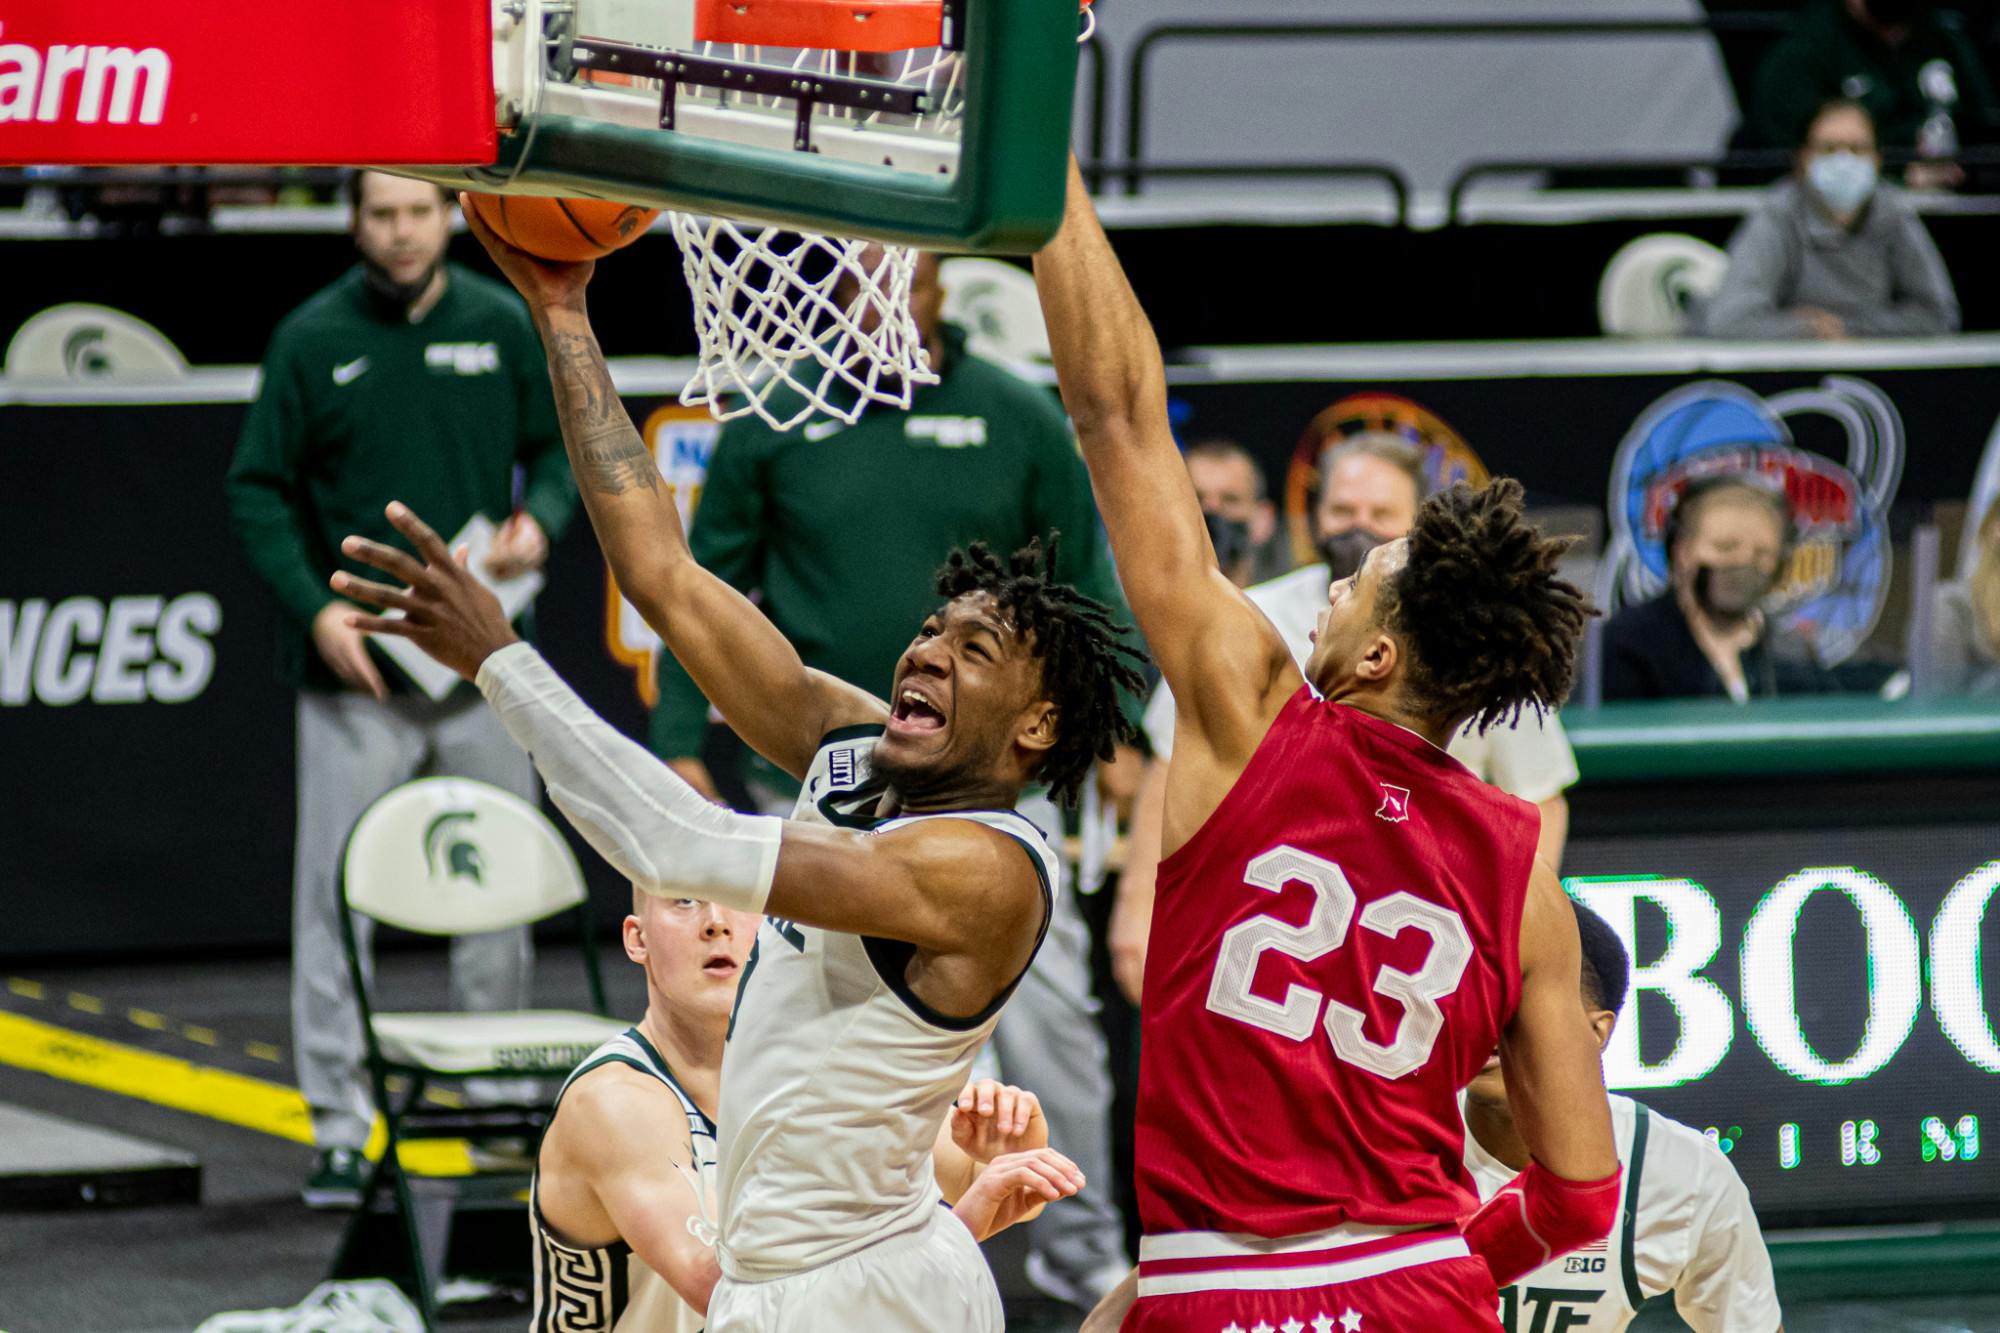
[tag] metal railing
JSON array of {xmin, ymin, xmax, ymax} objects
[{"xmin": 1121, "ymin": 14, "xmax": 1798, "ymax": 196}]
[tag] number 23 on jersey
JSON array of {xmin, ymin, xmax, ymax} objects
[{"xmin": 1205, "ymin": 845, "xmax": 1473, "ymax": 1079}]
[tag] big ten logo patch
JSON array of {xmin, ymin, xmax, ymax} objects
[
  {"xmin": 1602, "ymin": 378, "xmax": 1902, "ymax": 665},
  {"xmin": 605, "ymin": 405, "xmax": 722, "ymax": 706},
  {"xmin": 424, "ymin": 341, "xmax": 500, "ymax": 375},
  {"xmin": 1281, "ymin": 393, "xmax": 1491, "ymax": 568}
]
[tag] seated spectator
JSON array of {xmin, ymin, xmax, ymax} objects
[
  {"xmin": 1182, "ymin": 437, "xmax": 1288, "ymax": 588},
  {"xmin": 1933, "ymin": 495, "xmax": 2000, "ymax": 694},
  {"xmin": 1750, "ymin": 0, "xmax": 2000, "ymax": 186},
  {"xmin": 1603, "ymin": 476, "xmax": 1838, "ymax": 701},
  {"xmin": 1703, "ymin": 99, "xmax": 1960, "ymax": 339}
]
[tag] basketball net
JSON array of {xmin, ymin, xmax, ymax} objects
[{"xmin": 665, "ymin": 0, "xmax": 1090, "ymax": 431}]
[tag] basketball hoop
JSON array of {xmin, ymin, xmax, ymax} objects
[{"xmin": 548, "ymin": 0, "xmax": 1094, "ymax": 430}]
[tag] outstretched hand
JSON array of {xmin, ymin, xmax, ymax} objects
[
  {"xmin": 950, "ymin": 1148, "xmax": 1083, "ymax": 1243},
  {"xmin": 331, "ymin": 502, "xmax": 522, "ymax": 683},
  {"xmin": 460, "ymin": 192, "xmax": 595, "ymax": 314}
]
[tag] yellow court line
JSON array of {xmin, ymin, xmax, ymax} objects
[{"xmin": 0, "ymin": 1011, "xmax": 471, "ymax": 1177}]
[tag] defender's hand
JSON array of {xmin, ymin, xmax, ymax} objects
[
  {"xmin": 950, "ymin": 1148, "xmax": 1083, "ymax": 1242},
  {"xmin": 462, "ymin": 193, "xmax": 595, "ymax": 313},
  {"xmin": 950, "ymin": 1080, "xmax": 1047, "ymax": 1163},
  {"xmin": 332, "ymin": 501, "xmax": 521, "ymax": 682}
]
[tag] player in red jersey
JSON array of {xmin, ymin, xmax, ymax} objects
[{"xmin": 1035, "ymin": 159, "xmax": 1622, "ymax": 1333}]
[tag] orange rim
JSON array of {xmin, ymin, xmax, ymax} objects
[{"xmin": 694, "ymin": 0, "xmax": 943, "ymax": 52}]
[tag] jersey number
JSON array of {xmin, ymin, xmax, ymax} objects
[{"xmin": 1204, "ymin": 845, "xmax": 1473, "ymax": 1079}]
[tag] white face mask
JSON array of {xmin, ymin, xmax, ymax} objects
[{"xmin": 1808, "ymin": 151, "xmax": 1879, "ymax": 214}]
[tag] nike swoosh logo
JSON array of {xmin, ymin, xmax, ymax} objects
[
  {"xmin": 332, "ymin": 357, "xmax": 370, "ymax": 386},
  {"xmin": 802, "ymin": 420, "xmax": 844, "ymax": 443}
]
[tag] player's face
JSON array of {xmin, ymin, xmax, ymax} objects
[
  {"xmin": 624, "ymin": 893, "xmax": 758, "ymax": 1033},
  {"xmin": 351, "ymin": 173, "xmax": 451, "ymax": 289},
  {"xmin": 873, "ymin": 592, "xmax": 1054, "ymax": 798},
  {"xmin": 1302, "ymin": 538, "xmax": 1408, "ymax": 697},
  {"xmin": 1465, "ymin": 1004, "xmax": 1619, "ymax": 1107}
]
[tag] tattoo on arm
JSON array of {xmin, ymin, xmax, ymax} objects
[{"xmin": 544, "ymin": 328, "xmax": 661, "ymax": 497}]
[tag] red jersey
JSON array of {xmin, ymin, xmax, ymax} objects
[{"xmin": 1135, "ymin": 685, "xmax": 1540, "ymax": 1239}]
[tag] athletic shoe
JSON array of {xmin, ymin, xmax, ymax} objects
[{"xmin": 302, "ymin": 1147, "xmax": 367, "ymax": 1209}]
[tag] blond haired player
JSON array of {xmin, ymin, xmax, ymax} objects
[{"xmin": 530, "ymin": 886, "xmax": 1083, "ymax": 1332}]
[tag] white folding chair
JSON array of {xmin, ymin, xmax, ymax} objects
[{"xmin": 332, "ymin": 776, "xmax": 625, "ymax": 1327}]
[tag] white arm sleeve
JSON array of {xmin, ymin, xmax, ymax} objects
[{"xmin": 476, "ymin": 642, "xmax": 783, "ymax": 913}]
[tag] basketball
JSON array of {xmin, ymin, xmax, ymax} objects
[{"xmin": 464, "ymin": 192, "xmax": 658, "ymax": 263}]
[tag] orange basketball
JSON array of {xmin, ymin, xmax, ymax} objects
[{"xmin": 466, "ymin": 192, "xmax": 658, "ymax": 263}]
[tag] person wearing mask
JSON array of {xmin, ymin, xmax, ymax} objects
[
  {"xmin": 225, "ymin": 171, "xmax": 575, "ymax": 1207},
  {"xmin": 1704, "ymin": 98, "xmax": 1960, "ymax": 339},
  {"xmin": 1932, "ymin": 494, "xmax": 2000, "ymax": 695},
  {"xmin": 1751, "ymin": 0, "xmax": 2000, "ymax": 187},
  {"xmin": 1182, "ymin": 438, "xmax": 1288, "ymax": 589},
  {"xmin": 1108, "ymin": 434, "xmax": 1580, "ymax": 1005},
  {"xmin": 1601, "ymin": 475, "xmax": 1836, "ymax": 701}
]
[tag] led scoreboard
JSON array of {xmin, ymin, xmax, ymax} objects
[{"xmin": 1565, "ymin": 819, "xmax": 2000, "ymax": 1227}]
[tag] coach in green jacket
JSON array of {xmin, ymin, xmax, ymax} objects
[
  {"xmin": 225, "ymin": 171, "xmax": 576, "ymax": 1208},
  {"xmin": 650, "ymin": 253, "xmax": 1140, "ymax": 1312}
]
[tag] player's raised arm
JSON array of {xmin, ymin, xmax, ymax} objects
[
  {"xmin": 1033, "ymin": 160, "xmax": 1291, "ymax": 754},
  {"xmin": 1466, "ymin": 862, "xmax": 1622, "ymax": 1285},
  {"xmin": 462, "ymin": 200, "xmax": 882, "ymax": 779}
]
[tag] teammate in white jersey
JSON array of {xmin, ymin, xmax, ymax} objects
[
  {"xmin": 337, "ymin": 209, "xmax": 1145, "ymax": 1333},
  {"xmin": 1464, "ymin": 900, "xmax": 1784, "ymax": 1333},
  {"xmin": 531, "ymin": 890, "xmax": 1082, "ymax": 1332}
]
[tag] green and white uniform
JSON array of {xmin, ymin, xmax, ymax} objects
[
  {"xmin": 704, "ymin": 726, "xmax": 1056, "ymax": 1333},
  {"xmin": 1464, "ymin": 1094, "xmax": 1782, "ymax": 1333},
  {"xmin": 530, "ymin": 1029, "xmax": 719, "ymax": 1333}
]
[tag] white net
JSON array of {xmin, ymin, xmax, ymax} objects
[
  {"xmin": 667, "ymin": 37, "xmax": 967, "ymax": 431},
  {"xmin": 670, "ymin": 216, "xmax": 934, "ymax": 431}
]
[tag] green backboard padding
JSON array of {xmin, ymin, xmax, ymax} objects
[
  {"xmin": 411, "ymin": 0, "xmax": 1079, "ymax": 252},
  {"xmin": 1567, "ymin": 695, "xmax": 2000, "ymax": 783}
]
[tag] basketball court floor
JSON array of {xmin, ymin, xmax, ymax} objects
[{"xmin": 0, "ymin": 945, "xmax": 1995, "ymax": 1332}]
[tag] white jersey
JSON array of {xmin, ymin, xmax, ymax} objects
[
  {"xmin": 713, "ymin": 726, "xmax": 1058, "ymax": 1282},
  {"xmin": 530, "ymin": 1028, "xmax": 718, "ymax": 1333},
  {"xmin": 1142, "ymin": 563, "xmax": 1580, "ymax": 803},
  {"xmin": 1463, "ymin": 1094, "xmax": 1783, "ymax": 1333}
]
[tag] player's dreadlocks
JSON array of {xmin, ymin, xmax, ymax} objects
[
  {"xmin": 1379, "ymin": 478, "xmax": 1594, "ymax": 734},
  {"xmin": 934, "ymin": 536, "xmax": 1149, "ymax": 807}
]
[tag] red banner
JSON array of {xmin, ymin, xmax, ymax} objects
[{"xmin": 0, "ymin": 1, "xmax": 495, "ymax": 165}]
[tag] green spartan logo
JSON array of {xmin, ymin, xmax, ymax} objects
[{"xmin": 423, "ymin": 810, "xmax": 485, "ymax": 885}]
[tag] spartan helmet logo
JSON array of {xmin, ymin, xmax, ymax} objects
[{"xmin": 422, "ymin": 810, "xmax": 485, "ymax": 886}]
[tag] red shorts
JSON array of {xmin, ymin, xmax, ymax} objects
[{"xmin": 1123, "ymin": 1224, "xmax": 1500, "ymax": 1333}]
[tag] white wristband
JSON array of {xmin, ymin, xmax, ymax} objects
[{"xmin": 475, "ymin": 642, "xmax": 782, "ymax": 914}]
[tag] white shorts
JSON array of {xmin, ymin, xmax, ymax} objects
[{"xmin": 706, "ymin": 1207, "xmax": 1004, "ymax": 1333}]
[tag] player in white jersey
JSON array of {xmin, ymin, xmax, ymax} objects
[
  {"xmin": 531, "ymin": 890, "xmax": 1081, "ymax": 1332},
  {"xmin": 1463, "ymin": 900, "xmax": 1784, "ymax": 1333},
  {"xmin": 335, "ymin": 221, "xmax": 1145, "ymax": 1333}
]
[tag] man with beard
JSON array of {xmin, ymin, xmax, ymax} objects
[
  {"xmin": 1601, "ymin": 475, "xmax": 1836, "ymax": 702},
  {"xmin": 327, "ymin": 198, "xmax": 1143, "ymax": 1332},
  {"xmin": 224, "ymin": 170, "xmax": 572, "ymax": 1208},
  {"xmin": 1110, "ymin": 433, "xmax": 1578, "ymax": 1004}
]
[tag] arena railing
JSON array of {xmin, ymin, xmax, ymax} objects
[{"xmin": 1118, "ymin": 13, "xmax": 1801, "ymax": 197}]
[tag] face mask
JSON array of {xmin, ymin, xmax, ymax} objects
[
  {"xmin": 360, "ymin": 254, "xmax": 441, "ymax": 314},
  {"xmin": 1693, "ymin": 563, "xmax": 1773, "ymax": 619},
  {"xmin": 1317, "ymin": 527, "xmax": 1384, "ymax": 581},
  {"xmin": 1808, "ymin": 152, "xmax": 1878, "ymax": 215},
  {"xmin": 1204, "ymin": 511, "xmax": 1253, "ymax": 570}
]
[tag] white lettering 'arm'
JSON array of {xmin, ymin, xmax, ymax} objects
[{"xmin": 476, "ymin": 642, "xmax": 783, "ymax": 913}]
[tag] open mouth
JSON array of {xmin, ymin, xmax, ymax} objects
[
  {"xmin": 888, "ymin": 686, "xmax": 947, "ymax": 736},
  {"xmin": 703, "ymin": 953, "xmax": 740, "ymax": 978}
]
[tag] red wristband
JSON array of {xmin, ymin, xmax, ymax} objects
[{"xmin": 1464, "ymin": 1158, "xmax": 1622, "ymax": 1287}]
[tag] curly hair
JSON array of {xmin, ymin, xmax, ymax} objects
[
  {"xmin": 933, "ymin": 536, "xmax": 1149, "ymax": 807},
  {"xmin": 1378, "ymin": 479, "xmax": 1593, "ymax": 733}
]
